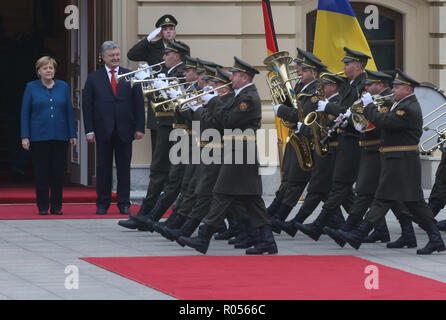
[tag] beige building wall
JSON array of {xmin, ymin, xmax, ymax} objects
[{"xmin": 111, "ymin": 0, "xmax": 446, "ymax": 166}]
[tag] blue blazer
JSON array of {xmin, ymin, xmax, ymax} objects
[
  {"xmin": 82, "ymin": 67, "xmax": 145, "ymax": 142},
  {"xmin": 21, "ymin": 80, "xmax": 77, "ymax": 142}
]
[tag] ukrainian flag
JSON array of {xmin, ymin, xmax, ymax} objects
[{"xmin": 314, "ymin": 0, "xmax": 377, "ymax": 73}]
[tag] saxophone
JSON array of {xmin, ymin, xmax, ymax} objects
[
  {"xmin": 303, "ymin": 75, "xmax": 329, "ymax": 157},
  {"xmin": 264, "ymin": 51, "xmax": 314, "ymax": 171}
]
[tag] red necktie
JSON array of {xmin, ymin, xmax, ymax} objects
[{"xmin": 110, "ymin": 70, "xmax": 117, "ymax": 96}]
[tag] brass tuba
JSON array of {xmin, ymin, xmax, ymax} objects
[{"xmin": 264, "ymin": 51, "xmax": 314, "ymax": 171}]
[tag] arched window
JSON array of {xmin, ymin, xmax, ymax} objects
[{"xmin": 306, "ymin": 3, "xmax": 403, "ymax": 72}]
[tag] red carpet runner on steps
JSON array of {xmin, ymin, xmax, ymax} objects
[
  {"xmin": 82, "ymin": 255, "xmax": 446, "ymax": 300},
  {"xmin": 0, "ymin": 184, "xmax": 172, "ymax": 219}
]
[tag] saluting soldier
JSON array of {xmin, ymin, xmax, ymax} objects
[
  {"xmin": 178, "ymin": 57, "xmax": 278, "ymax": 255},
  {"xmin": 327, "ymin": 69, "xmax": 445, "ymax": 255},
  {"xmin": 118, "ymin": 41, "xmax": 189, "ymax": 230},
  {"xmin": 127, "ymin": 14, "xmax": 179, "ymax": 155},
  {"xmin": 293, "ymin": 47, "xmax": 368, "ymax": 242}
]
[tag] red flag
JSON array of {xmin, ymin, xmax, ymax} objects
[{"xmin": 262, "ymin": 0, "xmax": 279, "ymax": 55}]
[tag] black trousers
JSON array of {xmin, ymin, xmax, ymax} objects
[
  {"xmin": 365, "ymin": 198, "xmax": 436, "ymax": 229},
  {"xmin": 96, "ymin": 130, "xmax": 132, "ymax": 209},
  {"xmin": 203, "ymin": 193, "xmax": 270, "ymax": 229},
  {"xmin": 31, "ymin": 140, "xmax": 68, "ymax": 211}
]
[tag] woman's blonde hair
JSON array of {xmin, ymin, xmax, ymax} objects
[{"xmin": 35, "ymin": 56, "xmax": 57, "ymax": 77}]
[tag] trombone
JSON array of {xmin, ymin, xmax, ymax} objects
[
  {"xmin": 130, "ymin": 76, "xmax": 187, "ymax": 88},
  {"xmin": 115, "ymin": 61, "xmax": 166, "ymax": 83},
  {"xmin": 421, "ymin": 102, "xmax": 446, "ymax": 153},
  {"xmin": 177, "ymin": 82, "xmax": 233, "ymax": 111}
]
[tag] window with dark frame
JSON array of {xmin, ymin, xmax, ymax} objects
[{"xmin": 306, "ymin": 3, "xmax": 403, "ymax": 73}]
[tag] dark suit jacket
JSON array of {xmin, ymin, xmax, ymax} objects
[{"xmin": 82, "ymin": 66, "xmax": 145, "ymax": 142}]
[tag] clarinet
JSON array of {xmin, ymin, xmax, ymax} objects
[{"xmin": 320, "ymin": 114, "xmax": 348, "ymax": 145}]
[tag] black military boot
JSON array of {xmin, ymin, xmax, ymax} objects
[
  {"xmin": 163, "ymin": 218, "xmax": 200, "ymax": 243},
  {"xmin": 234, "ymin": 222, "xmax": 259, "ymax": 249},
  {"xmin": 362, "ymin": 218, "xmax": 390, "ymax": 243},
  {"xmin": 323, "ymin": 225, "xmax": 347, "ymax": 248},
  {"xmin": 294, "ymin": 209, "xmax": 331, "ymax": 241},
  {"xmin": 214, "ymin": 220, "xmax": 241, "ymax": 240},
  {"xmin": 438, "ymin": 220, "xmax": 446, "ymax": 232},
  {"xmin": 336, "ymin": 219, "xmax": 374, "ymax": 250},
  {"xmin": 277, "ymin": 209, "xmax": 310, "ymax": 237},
  {"xmin": 157, "ymin": 214, "xmax": 187, "ymax": 238},
  {"xmin": 118, "ymin": 201, "xmax": 153, "ymax": 230},
  {"xmin": 387, "ymin": 215, "xmax": 417, "ymax": 249},
  {"xmin": 215, "ymin": 221, "xmax": 228, "ymax": 237},
  {"xmin": 133, "ymin": 200, "xmax": 169, "ymax": 233},
  {"xmin": 323, "ymin": 208, "xmax": 345, "ymax": 234},
  {"xmin": 417, "ymin": 223, "xmax": 446, "ymax": 255},
  {"xmin": 245, "ymin": 225, "xmax": 278, "ymax": 255},
  {"xmin": 340, "ymin": 214, "xmax": 363, "ymax": 232},
  {"xmin": 267, "ymin": 198, "xmax": 282, "ymax": 217},
  {"xmin": 177, "ymin": 224, "xmax": 217, "ymax": 254},
  {"xmin": 271, "ymin": 204, "xmax": 293, "ymax": 234}
]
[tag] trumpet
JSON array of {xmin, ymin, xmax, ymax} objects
[
  {"xmin": 177, "ymin": 82, "xmax": 233, "ymax": 110},
  {"xmin": 115, "ymin": 61, "xmax": 166, "ymax": 83},
  {"xmin": 351, "ymin": 93, "xmax": 394, "ymax": 131},
  {"xmin": 130, "ymin": 76, "xmax": 186, "ymax": 88},
  {"xmin": 142, "ymin": 80, "xmax": 197, "ymax": 95}
]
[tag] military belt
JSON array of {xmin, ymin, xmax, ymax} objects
[
  {"xmin": 328, "ymin": 141, "xmax": 339, "ymax": 148},
  {"xmin": 359, "ymin": 139, "xmax": 381, "ymax": 147},
  {"xmin": 379, "ymin": 145, "xmax": 419, "ymax": 153},
  {"xmin": 199, "ymin": 141, "xmax": 224, "ymax": 149},
  {"xmin": 222, "ymin": 135, "xmax": 256, "ymax": 141},
  {"xmin": 156, "ymin": 112, "xmax": 174, "ymax": 117}
]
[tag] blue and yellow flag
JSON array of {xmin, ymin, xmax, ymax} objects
[{"xmin": 314, "ymin": 0, "xmax": 377, "ymax": 73}]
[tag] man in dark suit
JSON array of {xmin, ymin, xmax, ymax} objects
[
  {"xmin": 82, "ymin": 41, "xmax": 145, "ymax": 215},
  {"xmin": 127, "ymin": 14, "xmax": 178, "ymax": 156}
]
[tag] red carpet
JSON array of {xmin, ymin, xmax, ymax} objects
[
  {"xmin": 0, "ymin": 186, "xmax": 117, "ymax": 204},
  {"xmin": 0, "ymin": 204, "xmax": 140, "ymax": 220},
  {"xmin": 0, "ymin": 204, "xmax": 172, "ymax": 220},
  {"xmin": 82, "ymin": 255, "xmax": 446, "ymax": 300}
]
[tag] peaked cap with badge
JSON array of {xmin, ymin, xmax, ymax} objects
[
  {"xmin": 392, "ymin": 68, "xmax": 420, "ymax": 87},
  {"xmin": 156, "ymin": 14, "xmax": 178, "ymax": 28},
  {"xmin": 365, "ymin": 69, "xmax": 394, "ymax": 86},
  {"xmin": 196, "ymin": 59, "xmax": 223, "ymax": 74},
  {"xmin": 300, "ymin": 51, "xmax": 326, "ymax": 71},
  {"xmin": 320, "ymin": 72, "xmax": 346, "ymax": 86},
  {"xmin": 184, "ymin": 56, "xmax": 198, "ymax": 70},
  {"xmin": 342, "ymin": 47, "xmax": 371, "ymax": 66},
  {"xmin": 210, "ymin": 68, "xmax": 231, "ymax": 84},
  {"xmin": 164, "ymin": 40, "xmax": 189, "ymax": 57},
  {"xmin": 229, "ymin": 56, "xmax": 260, "ymax": 78}
]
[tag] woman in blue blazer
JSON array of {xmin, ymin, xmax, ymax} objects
[{"xmin": 21, "ymin": 57, "xmax": 77, "ymax": 215}]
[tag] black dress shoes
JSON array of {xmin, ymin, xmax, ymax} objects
[
  {"xmin": 39, "ymin": 210, "xmax": 48, "ymax": 216},
  {"xmin": 50, "ymin": 209, "xmax": 63, "ymax": 215},
  {"xmin": 119, "ymin": 206, "xmax": 131, "ymax": 215},
  {"xmin": 96, "ymin": 207, "xmax": 108, "ymax": 215}
]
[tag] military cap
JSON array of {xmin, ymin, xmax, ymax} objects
[
  {"xmin": 294, "ymin": 48, "xmax": 322, "ymax": 65},
  {"xmin": 320, "ymin": 72, "xmax": 345, "ymax": 86},
  {"xmin": 196, "ymin": 59, "xmax": 223, "ymax": 74},
  {"xmin": 210, "ymin": 67, "xmax": 231, "ymax": 84},
  {"xmin": 230, "ymin": 56, "xmax": 260, "ymax": 77},
  {"xmin": 392, "ymin": 68, "xmax": 420, "ymax": 87},
  {"xmin": 342, "ymin": 47, "xmax": 371, "ymax": 65},
  {"xmin": 164, "ymin": 41, "xmax": 189, "ymax": 56},
  {"xmin": 365, "ymin": 69, "xmax": 393, "ymax": 86},
  {"xmin": 155, "ymin": 14, "xmax": 177, "ymax": 28},
  {"xmin": 300, "ymin": 51, "xmax": 326, "ymax": 71},
  {"xmin": 184, "ymin": 56, "xmax": 198, "ymax": 70},
  {"xmin": 202, "ymin": 65, "xmax": 217, "ymax": 81}
]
